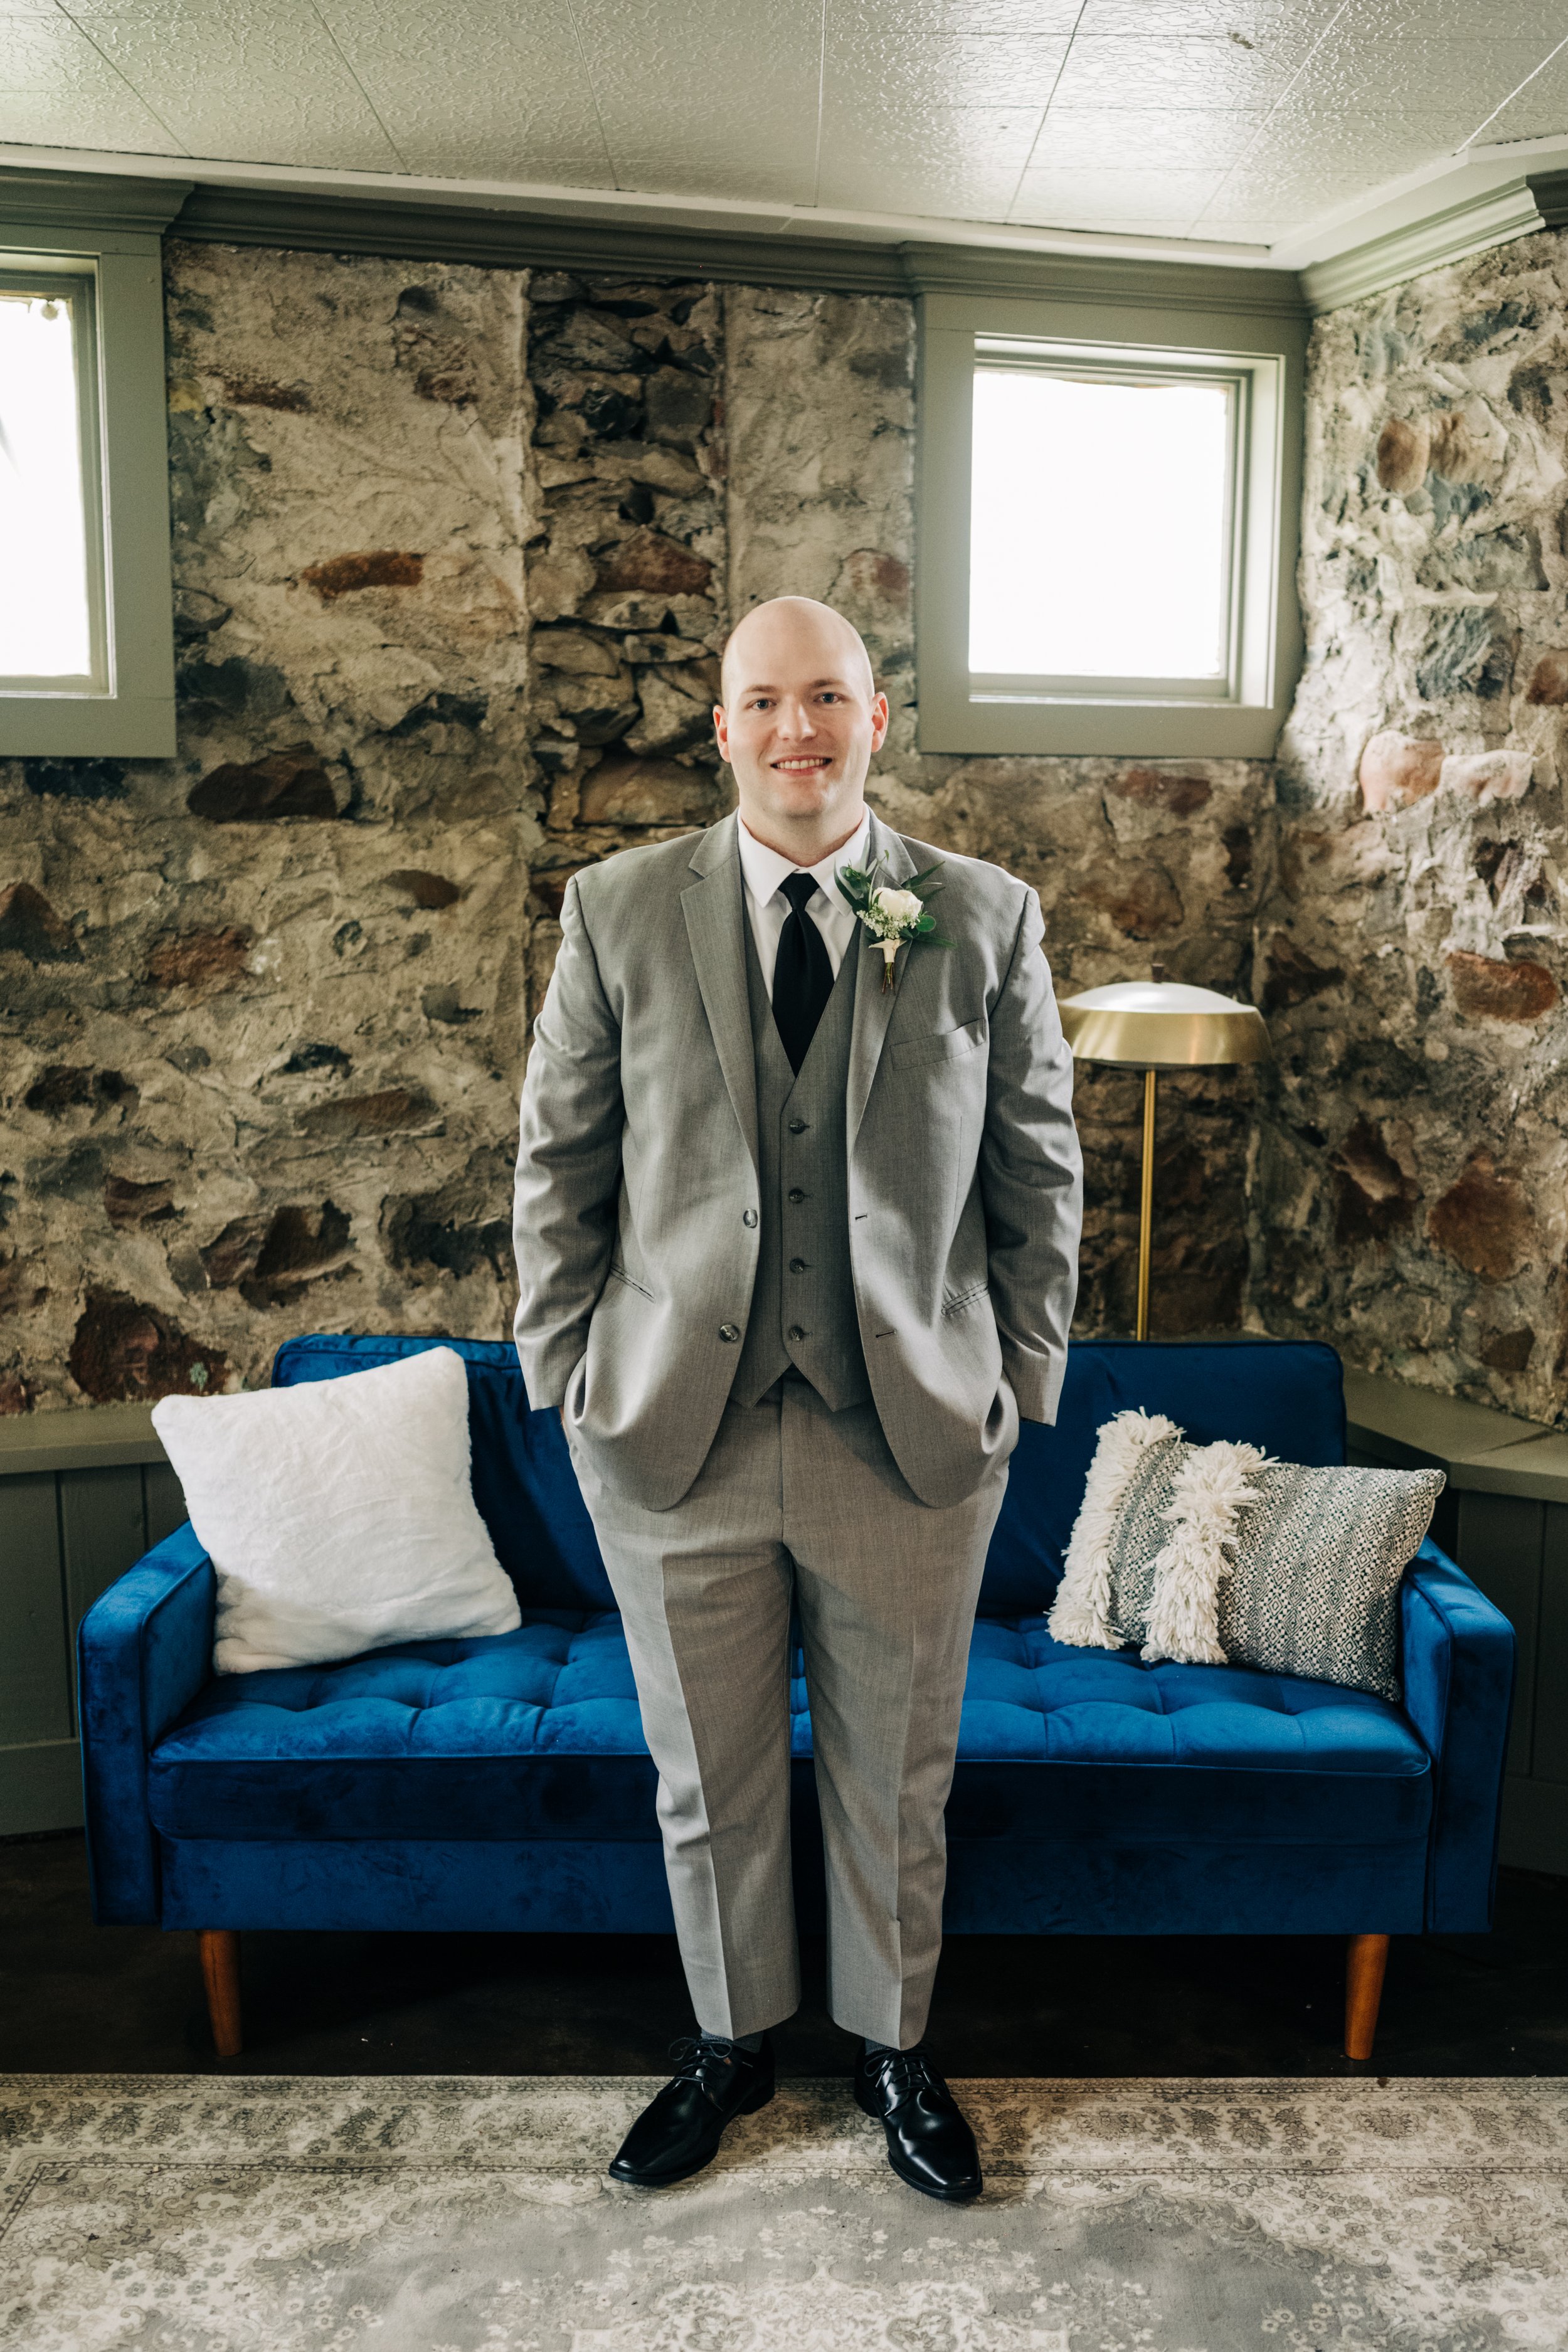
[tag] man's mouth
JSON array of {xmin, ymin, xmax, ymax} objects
[{"xmin": 771, "ymin": 757, "xmax": 832, "ymax": 773}]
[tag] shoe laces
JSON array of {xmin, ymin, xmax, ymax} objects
[
  {"xmin": 865, "ymin": 2043, "xmax": 946, "ymax": 2107},
  {"xmin": 668, "ymin": 2035, "xmax": 750, "ymax": 2100}
]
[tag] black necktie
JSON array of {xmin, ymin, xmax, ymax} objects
[{"xmin": 771, "ymin": 871, "xmax": 834, "ymax": 1074}]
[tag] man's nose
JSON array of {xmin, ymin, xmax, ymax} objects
[{"xmin": 775, "ymin": 697, "xmax": 818, "ymax": 738}]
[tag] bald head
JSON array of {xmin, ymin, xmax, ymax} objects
[
  {"xmin": 720, "ymin": 596, "xmax": 875, "ymax": 708},
  {"xmin": 712, "ymin": 593, "xmax": 889, "ymax": 864}
]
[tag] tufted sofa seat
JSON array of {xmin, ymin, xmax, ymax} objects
[
  {"xmin": 147, "ymin": 1606, "xmax": 1431, "ymax": 1856},
  {"xmin": 80, "ymin": 1333, "xmax": 1514, "ymax": 2050}
]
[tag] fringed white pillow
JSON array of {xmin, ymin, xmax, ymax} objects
[{"xmin": 1047, "ymin": 1410, "xmax": 1444, "ymax": 1701}]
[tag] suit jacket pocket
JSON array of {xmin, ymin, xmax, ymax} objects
[
  {"xmin": 606, "ymin": 1261, "xmax": 654, "ymax": 1301},
  {"xmin": 887, "ymin": 1017, "xmax": 985, "ymax": 1070}
]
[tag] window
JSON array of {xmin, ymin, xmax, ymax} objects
[
  {"xmin": 0, "ymin": 172, "xmax": 185, "ymax": 759},
  {"xmin": 915, "ymin": 275, "xmax": 1306, "ymax": 758},
  {"xmin": 1, "ymin": 273, "xmax": 105, "ymax": 694}
]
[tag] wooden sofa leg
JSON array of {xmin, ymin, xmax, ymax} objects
[
  {"xmin": 199, "ymin": 1929, "xmax": 243, "ymax": 2058},
  {"xmin": 1344, "ymin": 1932, "xmax": 1389, "ymax": 2061}
]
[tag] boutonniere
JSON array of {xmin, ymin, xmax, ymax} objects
[{"xmin": 835, "ymin": 854, "xmax": 953, "ymax": 993}]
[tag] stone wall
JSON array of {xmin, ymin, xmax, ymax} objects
[
  {"xmin": 1258, "ymin": 229, "xmax": 1568, "ymax": 1421},
  {"xmin": 1, "ymin": 238, "xmax": 1268, "ymax": 1414}
]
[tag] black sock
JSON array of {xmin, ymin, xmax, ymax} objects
[
  {"xmin": 862, "ymin": 2037, "xmax": 900, "ymax": 2058},
  {"xmin": 701, "ymin": 2026, "xmax": 765, "ymax": 2053}
]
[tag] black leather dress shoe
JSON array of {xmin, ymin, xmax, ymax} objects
[
  {"xmin": 608, "ymin": 2035, "xmax": 775, "ymax": 2187},
  {"xmin": 854, "ymin": 2044, "xmax": 982, "ymax": 2203}
]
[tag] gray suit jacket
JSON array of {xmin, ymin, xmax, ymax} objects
[{"xmin": 512, "ymin": 807, "xmax": 1083, "ymax": 1510}]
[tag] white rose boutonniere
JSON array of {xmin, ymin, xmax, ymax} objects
[{"xmin": 834, "ymin": 854, "xmax": 953, "ymax": 992}]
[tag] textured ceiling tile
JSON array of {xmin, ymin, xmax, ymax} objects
[
  {"xmin": 574, "ymin": 0, "xmax": 819, "ymax": 202},
  {"xmin": 1078, "ymin": 0, "xmax": 1337, "ymax": 28},
  {"xmin": 313, "ymin": 0, "xmax": 609, "ymax": 183},
  {"xmin": 1010, "ymin": 164, "xmax": 1227, "ymax": 226},
  {"xmin": 1462, "ymin": 50, "xmax": 1568, "ymax": 141},
  {"xmin": 608, "ymin": 144, "xmax": 817, "ymax": 206},
  {"xmin": 81, "ymin": 4, "xmax": 406, "ymax": 170},
  {"xmin": 1283, "ymin": 34, "xmax": 1549, "ymax": 120},
  {"xmin": 0, "ymin": 85, "xmax": 184, "ymax": 149},
  {"xmin": 832, "ymin": 0, "xmax": 1083, "ymax": 29},
  {"xmin": 1049, "ymin": 33, "xmax": 1318, "ymax": 112},
  {"xmin": 1032, "ymin": 107, "xmax": 1270, "ymax": 169},
  {"xmin": 1195, "ymin": 162, "xmax": 1396, "ymax": 217},
  {"xmin": 1350, "ymin": 0, "xmax": 1568, "ymax": 33},
  {"xmin": 1244, "ymin": 111, "xmax": 1466, "ymax": 172},
  {"xmin": 824, "ymin": 29, "xmax": 1070, "ymax": 107},
  {"xmin": 817, "ymin": 106, "xmax": 1043, "ymax": 217}
]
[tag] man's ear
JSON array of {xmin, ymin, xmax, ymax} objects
[
  {"xmin": 870, "ymin": 691, "xmax": 890, "ymax": 753},
  {"xmin": 712, "ymin": 703, "xmax": 729, "ymax": 760}
]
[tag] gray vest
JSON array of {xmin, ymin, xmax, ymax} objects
[{"xmin": 730, "ymin": 910, "xmax": 872, "ymax": 1412}]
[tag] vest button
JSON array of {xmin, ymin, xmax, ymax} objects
[
  {"xmin": 787, "ymin": 1187, "xmax": 807, "ymax": 1204},
  {"xmin": 788, "ymin": 1256, "xmax": 807, "ymax": 1273},
  {"xmin": 787, "ymin": 1118, "xmax": 807, "ymax": 1133},
  {"xmin": 718, "ymin": 1323, "xmax": 741, "ymax": 1343},
  {"xmin": 742, "ymin": 1209, "xmax": 758, "ymax": 1227},
  {"xmin": 787, "ymin": 1325, "xmax": 807, "ymax": 1342}
]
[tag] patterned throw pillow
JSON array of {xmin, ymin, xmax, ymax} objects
[{"xmin": 1047, "ymin": 1409, "xmax": 1445, "ymax": 1702}]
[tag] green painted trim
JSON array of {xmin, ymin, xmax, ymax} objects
[
  {"xmin": 901, "ymin": 243, "xmax": 1306, "ymax": 317},
  {"xmin": 914, "ymin": 290, "xmax": 1305, "ymax": 759},
  {"xmin": 1302, "ymin": 177, "xmax": 1543, "ymax": 314},
  {"xmin": 0, "ymin": 1406, "xmax": 165, "ymax": 1478},
  {"xmin": 1342, "ymin": 1366, "xmax": 1568, "ymax": 1500},
  {"xmin": 0, "ymin": 1739, "xmax": 83, "ymax": 1837},
  {"xmin": 0, "ymin": 206, "xmax": 177, "ymax": 760},
  {"xmin": 0, "ymin": 166, "xmax": 191, "ymax": 237}
]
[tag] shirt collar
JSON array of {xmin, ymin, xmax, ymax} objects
[{"xmin": 737, "ymin": 807, "xmax": 872, "ymax": 913}]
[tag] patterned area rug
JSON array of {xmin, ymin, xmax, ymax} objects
[{"xmin": 3, "ymin": 2075, "xmax": 1566, "ymax": 2350}]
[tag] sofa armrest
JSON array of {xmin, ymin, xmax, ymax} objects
[
  {"xmin": 77, "ymin": 1525, "xmax": 216, "ymax": 1925},
  {"xmin": 1401, "ymin": 1538, "xmax": 1516, "ymax": 1934}
]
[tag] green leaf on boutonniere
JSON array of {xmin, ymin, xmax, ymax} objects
[{"xmin": 834, "ymin": 851, "xmax": 953, "ymax": 988}]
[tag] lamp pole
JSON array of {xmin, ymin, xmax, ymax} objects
[{"xmin": 1136, "ymin": 1067, "xmax": 1157, "ymax": 1343}]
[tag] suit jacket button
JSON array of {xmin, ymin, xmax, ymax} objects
[
  {"xmin": 718, "ymin": 1323, "xmax": 741, "ymax": 1343},
  {"xmin": 789, "ymin": 1256, "xmax": 807, "ymax": 1273},
  {"xmin": 788, "ymin": 1118, "xmax": 807, "ymax": 1133},
  {"xmin": 742, "ymin": 1209, "xmax": 758, "ymax": 1227},
  {"xmin": 787, "ymin": 1325, "xmax": 807, "ymax": 1342},
  {"xmin": 787, "ymin": 1187, "xmax": 807, "ymax": 1204}
]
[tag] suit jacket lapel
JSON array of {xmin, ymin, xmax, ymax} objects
[
  {"xmin": 682, "ymin": 812, "xmax": 760, "ymax": 1175},
  {"xmin": 846, "ymin": 810, "xmax": 918, "ymax": 1153}
]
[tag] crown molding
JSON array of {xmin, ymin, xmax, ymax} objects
[
  {"xmin": 0, "ymin": 164, "xmax": 192, "ymax": 238},
  {"xmin": 901, "ymin": 242, "xmax": 1306, "ymax": 317},
  {"xmin": 1300, "ymin": 175, "xmax": 1545, "ymax": 313},
  {"xmin": 167, "ymin": 186, "xmax": 1308, "ymax": 312},
  {"xmin": 170, "ymin": 180, "xmax": 913, "ymax": 292}
]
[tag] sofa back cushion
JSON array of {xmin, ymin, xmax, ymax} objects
[
  {"xmin": 273, "ymin": 1334, "xmax": 615, "ymax": 1611},
  {"xmin": 272, "ymin": 1333, "xmax": 1344, "ymax": 1619},
  {"xmin": 977, "ymin": 1339, "xmax": 1346, "ymax": 1616}
]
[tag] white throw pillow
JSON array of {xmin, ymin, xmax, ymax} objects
[{"xmin": 152, "ymin": 1345, "xmax": 521, "ymax": 1675}]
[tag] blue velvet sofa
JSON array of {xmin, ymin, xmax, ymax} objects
[{"xmin": 78, "ymin": 1333, "xmax": 1515, "ymax": 2060}]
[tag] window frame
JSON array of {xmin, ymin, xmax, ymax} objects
[
  {"xmin": 916, "ymin": 284, "xmax": 1307, "ymax": 760},
  {"xmin": 0, "ymin": 183, "xmax": 185, "ymax": 759}
]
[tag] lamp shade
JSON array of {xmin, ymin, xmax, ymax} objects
[{"xmin": 1059, "ymin": 977, "xmax": 1271, "ymax": 1069}]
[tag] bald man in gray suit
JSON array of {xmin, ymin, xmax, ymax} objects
[{"xmin": 513, "ymin": 596, "xmax": 1081, "ymax": 2200}]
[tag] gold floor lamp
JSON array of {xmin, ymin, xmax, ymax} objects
[{"xmin": 1058, "ymin": 968, "xmax": 1271, "ymax": 1342}]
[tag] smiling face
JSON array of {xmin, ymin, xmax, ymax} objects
[{"xmin": 714, "ymin": 596, "xmax": 889, "ymax": 861}]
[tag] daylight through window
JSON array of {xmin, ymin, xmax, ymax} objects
[
  {"xmin": 968, "ymin": 358, "xmax": 1238, "ymax": 696},
  {"xmin": 0, "ymin": 283, "xmax": 96, "ymax": 686}
]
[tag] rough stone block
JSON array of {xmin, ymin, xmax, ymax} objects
[
  {"xmin": 1446, "ymin": 948, "xmax": 1559, "ymax": 1022},
  {"xmin": 0, "ymin": 883, "xmax": 79, "ymax": 963},
  {"xmin": 68, "ymin": 1290, "xmax": 225, "ymax": 1404},
  {"xmin": 1428, "ymin": 1149, "xmax": 1535, "ymax": 1280},
  {"xmin": 1358, "ymin": 731, "xmax": 1445, "ymax": 811},
  {"xmin": 300, "ymin": 550, "xmax": 425, "ymax": 599},
  {"xmin": 188, "ymin": 748, "xmax": 340, "ymax": 822},
  {"xmin": 1438, "ymin": 750, "xmax": 1532, "ymax": 803},
  {"xmin": 578, "ymin": 754, "xmax": 718, "ymax": 827}
]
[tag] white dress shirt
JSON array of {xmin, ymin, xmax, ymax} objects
[{"xmin": 736, "ymin": 808, "xmax": 871, "ymax": 997}]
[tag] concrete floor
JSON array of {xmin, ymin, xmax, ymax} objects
[{"xmin": 3, "ymin": 1831, "xmax": 1563, "ymax": 2079}]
